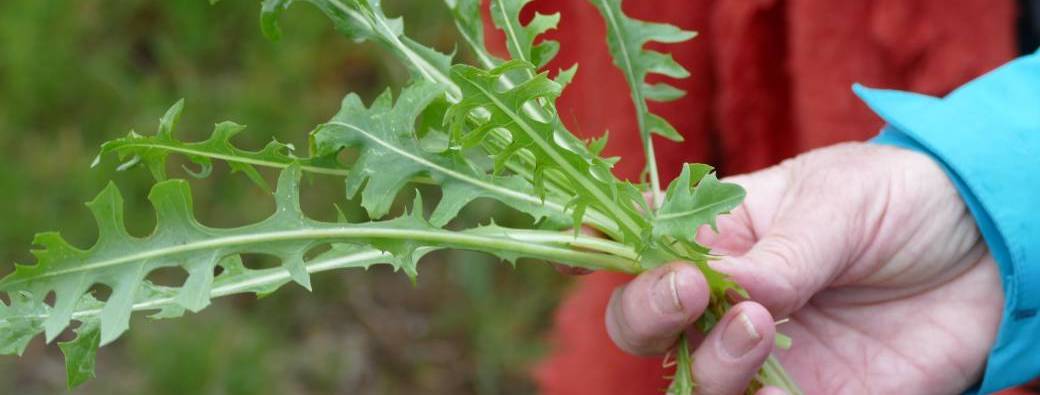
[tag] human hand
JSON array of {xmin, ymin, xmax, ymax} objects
[{"xmin": 605, "ymin": 143, "xmax": 1003, "ymax": 394}]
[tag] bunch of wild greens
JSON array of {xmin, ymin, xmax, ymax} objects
[{"xmin": 0, "ymin": 0, "xmax": 799, "ymax": 393}]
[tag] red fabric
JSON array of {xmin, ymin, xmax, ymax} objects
[{"xmin": 482, "ymin": 0, "xmax": 1023, "ymax": 394}]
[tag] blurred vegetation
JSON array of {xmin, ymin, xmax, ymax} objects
[{"xmin": 0, "ymin": 0, "xmax": 569, "ymax": 393}]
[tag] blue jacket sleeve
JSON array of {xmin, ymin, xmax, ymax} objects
[{"xmin": 854, "ymin": 50, "xmax": 1040, "ymax": 394}]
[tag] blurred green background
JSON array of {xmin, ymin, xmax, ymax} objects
[{"xmin": 0, "ymin": 1, "xmax": 569, "ymax": 393}]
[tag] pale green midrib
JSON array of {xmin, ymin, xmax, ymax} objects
[
  {"xmin": 116, "ymin": 252, "xmax": 386, "ymax": 320},
  {"xmin": 494, "ymin": 0, "xmax": 527, "ymax": 64},
  {"xmin": 595, "ymin": 0, "xmax": 663, "ymax": 208},
  {"xmin": 328, "ymin": 120, "xmax": 574, "ymax": 216},
  {"xmin": 488, "ymin": 0, "xmax": 558, "ymax": 125},
  {"xmin": 598, "ymin": 1, "xmax": 643, "ymax": 121},
  {"xmin": 455, "ymin": 22, "xmax": 497, "ymax": 69},
  {"xmin": 457, "ymin": 75, "xmax": 645, "ymax": 238},
  {"xmin": 41, "ymin": 250, "xmax": 391, "ymax": 323},
  {"xmin": 655, "ymin": 196, "xmax": 744, "ymax": 222},
  {"xmin": 113, "ymin": 143, "xmax": 355, "ymax": 178},
  {"xmin": 2, "ymin": 227, "xmax": 639, "ymax": 288},
  {"xmin": 492, "ymin": 0, "xmax": 537, "ymax": 84},
  {"xmin": 482, "ymin": 228, "xmax": 636, "ymax": 258}
]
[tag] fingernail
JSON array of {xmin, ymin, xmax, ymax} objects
[
  {"xmin": 721, "ymin": 312, "xmax": 761, "ymax": 358},
  {"xmin": 651, "ymin": 271, "xmax": 683, "ymax": 314}
]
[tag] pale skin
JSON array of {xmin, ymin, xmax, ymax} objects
[{"xmin": 602, "ymin": 143, "xmax": 1005, "ymax": 394}]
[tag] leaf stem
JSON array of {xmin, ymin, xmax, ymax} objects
[{"xmin": 644, "ymin": 136, "xmax": 664, "ymax": 208}]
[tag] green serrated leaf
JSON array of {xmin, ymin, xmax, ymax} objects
[
  {"xmin": 0, "ymin": 166, "xmax": 637, "ymax": 385},
  {"xmin": 654, "ymin": 163, "xmax": 745, "ymax": 242},
  {"xmin": 311, "ymin": 80, "xmax": 568, "ymax": 226},
  {"xmin": 447, "ymin": 60, "xmax": 649, "ymax": 245},
  {"xmin": 588, "ymin": 0, "xmax": 695, "ymax": 136},
  {"xmin": 588, "ymin": 0, "xmax": 696, "ymax": 204},
  {"xmin": 100, "ymin": 101, "xmax": 307, "ymax": 192}
]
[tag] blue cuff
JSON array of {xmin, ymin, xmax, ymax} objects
[{"xmin": 856, "ymin": 52, "xmax": 1040, "ymax": 394}]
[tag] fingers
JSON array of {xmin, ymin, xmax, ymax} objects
[
  {"xmin": 691, "ymin": 302, "xmax": 776, "ymax": 395},
  {"xmin": 605, "ymin": 263, "xmax": 710, "ymax": 355},
  {"xmin": 712, "ymin": 200, "xmax": 853, "ymax": 318}
]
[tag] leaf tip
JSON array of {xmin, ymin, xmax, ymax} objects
[{"xmin": 159, "ymin": 99, "xmax": 185, "ymax": 137}]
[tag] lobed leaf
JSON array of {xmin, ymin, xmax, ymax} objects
[
  {"xmin": 98, "ymin": 99, "xmax": 310, "ymax": 192},
  {"xmin": 588, "ymin": 0, "xmax": 697, "ymax": 127},
  {"xmin": 447, "ymin": 60, "xmax": 650, "ymax": 244},
  {"xmin": 587, "ymin": 0, "xmax": 697, "ymax": 205},
  {"xmin": 0, "ymin": 165, "xmax": 637, "ymax": 387},
  {"xmin": 654, "ymin": 164, "xmax": 745, "ymax": 242},
  {"xmin": 98, "ymin": 87, "xmax": 577, "ymax": 230},
  {"xmin": 312, "ymin": 80, "xmax": 570, "ymax": 226}
]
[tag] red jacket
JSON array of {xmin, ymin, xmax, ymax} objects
[{"xmin": 483, "ymin": 0, "xmax": 1025, "ymax": 393}]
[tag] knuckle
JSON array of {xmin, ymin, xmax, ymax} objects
[{"xmin": 755, "ymin": 234, "xmax": 811, "ymax": 315}]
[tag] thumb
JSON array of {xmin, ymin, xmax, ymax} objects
[{"xmin": 707, "ymin": 164, "xmax": 860, "ymax": 319}]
